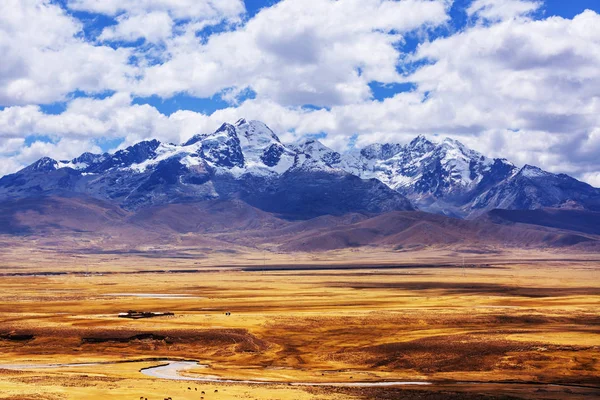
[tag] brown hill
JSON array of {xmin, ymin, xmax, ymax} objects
[
  {"xmin": 0, "ymin": 196, "xmax": 598, "ymax": 253},
  {"xmin": 274, "ymin": 211, "xmax": 599, "ymax": 252},
  {"xmin": 482, "ymin": 208, "xmax": 600, "ymax": 236},
  {"xmin": 0, "ymin": 196, "xmax": 129, "ymax": 235},
  {"xmin": 127, "ymin": 199, "xmax": 287, "ymax": 234}
]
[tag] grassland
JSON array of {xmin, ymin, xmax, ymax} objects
[{"xmin": 0, "ymin": 246, "xmax": 599, "ymax": 399}]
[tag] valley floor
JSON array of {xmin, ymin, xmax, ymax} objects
[{"xmin": 0, "ymin": 246, "xmax": 599, "ymax": 399}]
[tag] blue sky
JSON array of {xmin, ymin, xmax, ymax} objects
[{"xmin": 1, "ymin": 0, "xmax": 600, "ymax": 186}]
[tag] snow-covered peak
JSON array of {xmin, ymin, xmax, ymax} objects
[
  {"xmin": 519, "ymin": 164, "xmax": 551, "ymax": 179},
  {"xmin": 183, "ymin": 122, "xmax": 236, "ymax": 147},
  {"xmin": 72, "ymin": 152, "xmax": 106, "ymax": 165},
  {"xmin": 296, "ymin": 139, "xmax": 332, "ymax": 155},
  {"xmin": 25, "ymin": 157, "xmax": 59, "ymax": 172},
  {"xmin": 235, "ymin": 119, "xmax": 281, "ymax": 149},
  {"xmin": 440, "ymin": 136, "xmax": 463, "ymax": 147},
  {"xmin": 440, "ymin": 137, "xmax": 467, "ymax": 153},
  {"xmin": 127, "ymin": 142, "xmax": 189, "ymax": 173},
  {"xmin": 360, "ymin": 143, "xmax": 403, "ymax": 160},
  {"xmin": 291, "ymin": 139, "xmax": 364, "ymax": 174},
  {"xmin": 407, "ymin": 134, "xmax": 435, "ymax": 152},
  {"xmin": 436, "ymin": 137, "xmax": 491, "ymax": 175},
  {"xmin": 130, "ymin": 120, "xmax": 295, "ymax": 176},
  {"xmin": 13, "ymin": 120, "xmax": 593, "ymax": 218},
  {"xmin": 19, "ymin": 123, "xmax": 513, "ymax": 194},
  {"xmin": 293, "ymin": 139, "xmax": 339, "ymax": 167},
  {"xmin": 55, "ymin": 152, "xmax": 108, "ymax": 172},
  {"xmin": 234, "ymin": 119, "xmax": 295, "ymax": 175},
  {"xmin": 439, "ymin": 137, "xmax": 486, "ymax": 161},
  {"xmin": 347, "ymin": 135, "xmax": 504, "ymax": 202}
]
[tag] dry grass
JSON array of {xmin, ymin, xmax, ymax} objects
[{"xmin": 0, "ymin": 245, "xmax": 599, "ymax": 399}]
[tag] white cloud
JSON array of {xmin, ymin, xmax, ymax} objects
[
  {"xmin": 0, "ymin": 93, "xmax": 173, "ymax": 144},
  {"xmin": 0, "ymin": 157, "xmax": 22, "ymax": 178},
  {"xmin": 467, "ymin": 0, "xmax": 542, "ymax": 21},
  {"xmin": 0, "ymin": 138, "xmax": 25, "ymax": 155},
  {"xmin": 0, "ymin": 0, "xmax": 451, "ymax": 107},
  {"xmin": 133, "ymin": 0, "xmax": 451, "ymax": 105},
  {"xmin": 583, "ymin": 172, "xmax": 600, "ymax": 188},
  {"xmin": 0, "ymin": 105, "xmax": 44, "ymax": 138},
  {"xmin": 0, "ymin": 0, "xmax": 136, "ymax": 106},
  {"xmin": 67, "ymin": 0, "xmax": 245, "ymax": 20},
  {"xmin": 69, "ymin": 0, "xmax": 245, "ymax": 43},
  {"xmin": 99, "ymin": 12, "xmax": 174, "ymax": 44}
]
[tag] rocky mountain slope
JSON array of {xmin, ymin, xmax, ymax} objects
[
  {"xmin": 334, "ymin": 135, "xmax": 599, "ymax": 218},
  {"xmin": 1, "ymin": 119, "xmax": 599, "ymax": 219},
  {"xmin": 0, "ymin": 119, "xmax": 412, "ymax": 219}
]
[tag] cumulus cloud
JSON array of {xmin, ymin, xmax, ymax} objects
[
  {"xmin": 0, "ymin": 0, "xmax": 450, "ymax": 107},
  {"xmin": 67, "ymin": 0, "xmax": 245, "ymax": 20},
  {"xmin": 0, "ymin": 94, "xmax": 167, "ymax": 143},
  {"xmin": 583, "ymin": 172, "xmax": 600, "ymax": 188},
  {"xmin": 467, "ymin": 0, "xmax": 542, "ymax": 21},
  {"xmin": 69, "ymin": 0, "xmax": 245, "ymax": 43},
  {"xmin": 99, "ymin": 11, "xmax": 174, "ymax": 44},
  {"xmin": 0, "ymin": 138, "xmax": 25, "ymax": 157},
  {"xmin": 133, "ymin": 0, "xmax": 451, "ymax": 105},
  {"xmin": 0, "ymin": 157, "xmax": 22, "ymax": 178},
  {"xmin": 0, "ymin": 0, "xmax": 135, "ymax": 106}
]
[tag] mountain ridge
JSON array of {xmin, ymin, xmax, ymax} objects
[{"xmin": 1, "ymin": 119, "xmax": 599, "ymax": 218}]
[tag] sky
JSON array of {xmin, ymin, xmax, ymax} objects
[{"xmin": 1, "ymin": 0, "xmax": 600, "ymax": 186}]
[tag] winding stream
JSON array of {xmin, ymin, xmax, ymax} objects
[
  {"xmin": 140, "ymin": 361, "xmax": 432, "ymax": 387},
  {"xmin": 3, "ymin": 360, "xmax": 598, "ymax": 391},
  {"xmin": 1, "ymin": 360, "xmax": 432, "ymax": 387}
]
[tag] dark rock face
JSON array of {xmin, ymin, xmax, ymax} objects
[
  {"xmin": 69, "ymin": 152, "xmax": 106, "ymax": 167},
  {"xmin": 261, "ymin": 144, "xmax": 285, "ymax": 167},
  {"xmin": 360, "ymin": 143, "xmax": 403, "ymax": 160},
  {"xmin": 142, "ymin": 158, "xmax": 189, "ymax": 188},
  {"xmin": 0, "ymin": 167, "xmax": 81, "ymax": 198},
  {"xmin": 86, "ymin": 140, "xmax": 161, "ymax": 173},
  {"xmin": 414, "ymin": 159, "xmax": 449, "ymax": 197},
  {"xmin": 199, "ymin": 124, "xmax": 245, "ymax": 168},
  {"xmin": 321, "ymin": 150, "xmax": 342, "ymax": 167},
  {"xmin": 476, "ymin": 159, "xmax": 517, "ymax": 191}
]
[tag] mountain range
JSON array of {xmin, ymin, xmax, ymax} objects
[{"xmin": 1, "ymin": 119, "xmax": 599, "ymax": 252}]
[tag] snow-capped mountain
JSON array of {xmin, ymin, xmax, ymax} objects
[
  {"xmin": 349, "ymin": 135, "xmax": 520, "ymax": 217},
  {"xmin": 467, "ymin": 164, "xmax": 600, "ymax": 216},
  {"xmin": 1, "ymin": 119, "xmax": 598, "ymax": 218},
  {"xmin": 0, "ymin": 119, "xmax": 413, "ymax": 218},
  {"xmin": 357, "ymin": 136, "xmax": 600, "ymax": 217}
]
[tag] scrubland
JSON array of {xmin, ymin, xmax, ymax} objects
[{"xmin": 0, "ymin": 246, "xmax": 598, "ymax": 399}]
